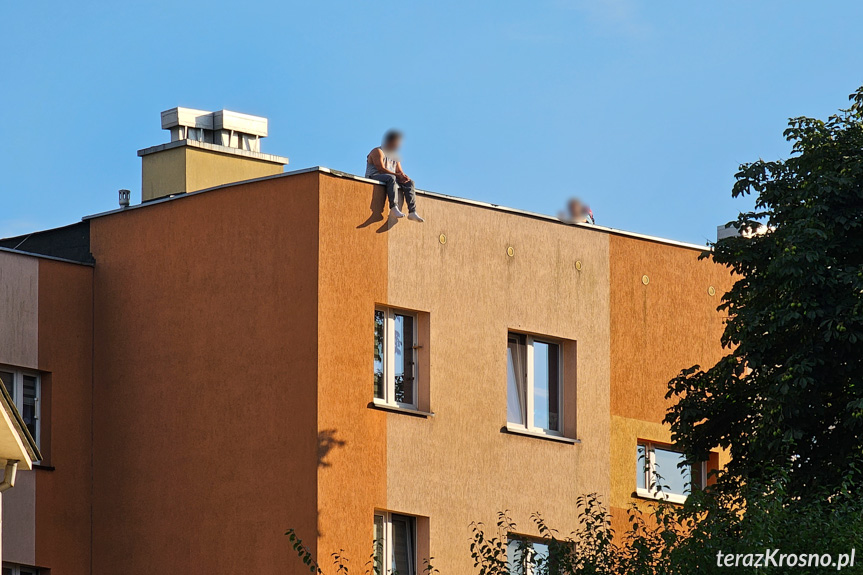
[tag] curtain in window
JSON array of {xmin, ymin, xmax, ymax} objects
[{"xmin": 507, "ymin": 335, "xmax": 527, "ymax": 425}]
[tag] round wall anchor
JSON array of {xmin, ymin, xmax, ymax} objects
[
  {"xmin": 507, "ymin": 246, "xmax": 515, "ymax": 257},
  {"xmin": 575, "ymin": 260, "xmax": 583, "ymax": 271},
  {"xmin": 439, "ymin": 234, "xmax": 447, "ymax": 245},
  {"xmin": 708, "ymin": 286, "xmax": 716, "ymax": 296},
  {"xmin": 641, "ymin": 275, "xmax": 650, "ymax": 285}
]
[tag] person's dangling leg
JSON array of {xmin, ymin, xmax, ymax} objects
[
  {"xmin": 401, "ymin": 179, "xmax": 424, "ymax": 222},
  {"xmin": 378, "ymin": 174, "xmax": 404, "ymax": 218}
]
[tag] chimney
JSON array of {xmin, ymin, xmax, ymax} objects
[
  {"xmin": 137, "ymin": 107, "xmax": 289, "ymax": 202},
  {"xmin": 717, "ymin": 222, "xmax": 769, "ymax": 241}
]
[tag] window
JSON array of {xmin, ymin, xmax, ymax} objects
[
  {"xmin": 3, "ymin": 564, "xmax": 40, "ymax": 575},
  {"xmin": 374, "ymin": 308, "xmax": 417, "ymax": 408},
  {"xmin": 0, "ymin": 367, "xmax": 40, "ymax": 451},
  {"xmin": 374, "ymin": 512, "xmax": 416, "ymax": 575},
  {"xmin": 507, "ymin": 538, "xmax": 551, "ymax": 575},
  {"xmin": 636, "ymin": 441, "xmax": 704, "ymax": 504},
  {"xmin": 507, "ymin": 333, "xmax": 562, "ymax": 434}
]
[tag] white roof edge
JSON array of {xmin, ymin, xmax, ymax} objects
[
  {"xmin": 137, "ymin": 139, "xmax": 289, "ymax": 164},
  {"xmin": 82, "ymin": 166, "xmax": 712, "ymax": 251},
  {"xmin": 318, "ymin": 168, "xmax": 710, "ymax": 251}
]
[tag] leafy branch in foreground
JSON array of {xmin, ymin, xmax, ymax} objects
[{"xmin": 666, "ymin": 85, "xmax": 863, "ymax": 497}]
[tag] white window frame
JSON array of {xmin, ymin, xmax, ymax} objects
[
  {"xmin": 636, "ymin": 441, "xmax": 704, "ymax": 504},
  {"xmin": 3, "ymin": 563, "xmax": 40, "ymax": 575},
  {"xmin": 374, "ymin": 308, "xmax": 418, "ymax": 409},
  {"xmin": 507, "ymin": 334, "xmax": 564, "ymax": 436},
  {"xmin": 0, "ymin": 366, "xmax": 41, "ymax": 454},
  {"xmin": 374, "ymin": 511, "xmax": 416, "ymax": 575}
]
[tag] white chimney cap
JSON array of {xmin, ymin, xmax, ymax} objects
[
  {"xmin": 159, "ymin": 107, "xmax": 268, "ymax": 138},
  {"xmin": 161, "ymin": 107, "xmax": 215, "ymax": 130},
  {"xmin": 213, "ymin": 110, "xmax": 268, "ymax": 138}
]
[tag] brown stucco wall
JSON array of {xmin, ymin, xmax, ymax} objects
[
  {"xmin": 88, "ymin": 173, "xmax": 320, "ymax": 574},
  {"xmin": 0, "ymin": 251, "xmax": 39, "ymax": 370},
  {"xmin": 35, "ymin": 258, "xmax": 94, "ymax": 573},
  {"xmin": 315, "ymin": 174, "xmax": 390, "ymax": 568},
  {"xmin": 608, "ymin": 235, "xmax": 733, "ymax": 526},
  {"xmin": 317, "ymin": 174, "xmax": 612, "ymax": 574},
  {"xmin": 15, "ymin": 168, "xmax": 733, "ymax": 573},
  {"xmin": 0, "ymin": 250, "xmax": 39, "ymax": 565}
]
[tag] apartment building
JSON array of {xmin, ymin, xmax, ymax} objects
[{"xmin": 0, "ymin": 109, "xmax": 731, "ymax": 574}]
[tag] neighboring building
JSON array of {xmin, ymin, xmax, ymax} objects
[
  {"xmin": 0, "ymin": 249, "xmax": 67, "ymax": 574},
  {"xmin": 0, "ymin": 109, "xmax": 732, "ymax": 574}
]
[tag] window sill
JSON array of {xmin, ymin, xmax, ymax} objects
[
  {"xmin": 633, "ymin": 488, "xmax": 687, "ymax": 505},
  {"xmin": 369, "ymin": 401, "xmax": 434, "ymax": 418},
  {"xmin": 502, "ymin": 424, "xmax": 579, "ymax": 444},
  {"xmin": 33, "ymin": 464, "xmax": 55, "ymax": 471}
]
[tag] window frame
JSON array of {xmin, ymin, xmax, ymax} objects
[
  {"xmin": 636, "ymin": 441, "xmax": 704, "ymax": 504},
  {"xmin": 374, "ymin": 307, "xmax": 419, "ymax": 410},
  {"xmin": 507, "ymin": 333, "xmax": 564, "ymax": 437},
  {"xmin": 374, "ymin": 511, "xmax": 417, "ymax": 575},
  {"xmin": 0, "ymin": 366, "xmax": 41, "ymax": 455}
]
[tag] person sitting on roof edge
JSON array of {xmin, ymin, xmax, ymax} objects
[{"xmin": 366, "ymin": 130, "xmax": 424, "ymax": 222}]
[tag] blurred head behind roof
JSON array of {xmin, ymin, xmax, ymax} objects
[{"xmin": 559, "ymin": 197, "xmax": 594, "ymax": 224}]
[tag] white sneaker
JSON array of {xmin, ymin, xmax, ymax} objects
[
  {"xmin": 390, "ymin": 206, "xmax": 405, "ymax": 219},
  {"xmin": 408, "ymin": 212, "xmax": 424, "ymax": 222}
]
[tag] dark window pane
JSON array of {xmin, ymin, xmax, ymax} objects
[
  {"xmin": 23, "ymin": 375, "xmax": 37, "ymax": 440},
  {"xmin": 390, "ymin": 514, "xmax": 415, "ymax": 575},
  {"xmin": 507, "ymin": 334, "xmax": 526, "ymax": 425},
  {"xmin": 394, "ymin": 314, "xmax": 415, "ymax": 405},
  {"xmin": 0, "ymin": 370, "xmax": 14, "ymax": 401},
  {"xmin": 692, "ymin": 461, "xmax": 704, "ymax": 490},
  {"xmin": 533, "ymin": 341, "xmax": 560, "ymax": 431},
  {"xmin": 374, "ymin": 311, "xmax": 385, "ymax": 399},
  {"xmin": 547, "ymin": 343, "xmax": 560, "ymax": 430}
]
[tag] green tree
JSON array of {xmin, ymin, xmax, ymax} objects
[{"xmin": 666, "ymin": 86, "xmax": 863, "ymax": 496}]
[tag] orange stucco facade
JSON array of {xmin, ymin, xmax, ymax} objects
[{"xmin": 0, "ymin": 167, "xmax": 731, "ymax": 574}]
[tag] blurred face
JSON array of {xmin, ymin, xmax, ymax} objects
[{"xmin": 385, "ymin": 134, "xmax": 402, "ymax": 151}]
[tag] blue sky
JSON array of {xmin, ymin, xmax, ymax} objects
[{"xmin": 1, "ymin": 1, "xmax": 861, "ymax": 245}]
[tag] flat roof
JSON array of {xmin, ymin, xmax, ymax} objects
[
  {"xmin": 83, "ymin": 166, "xmax": 710, "ymax": 253},
  {"xmin": 0, "ymin": 245, "xmax": 94, "ymax": 266}
]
